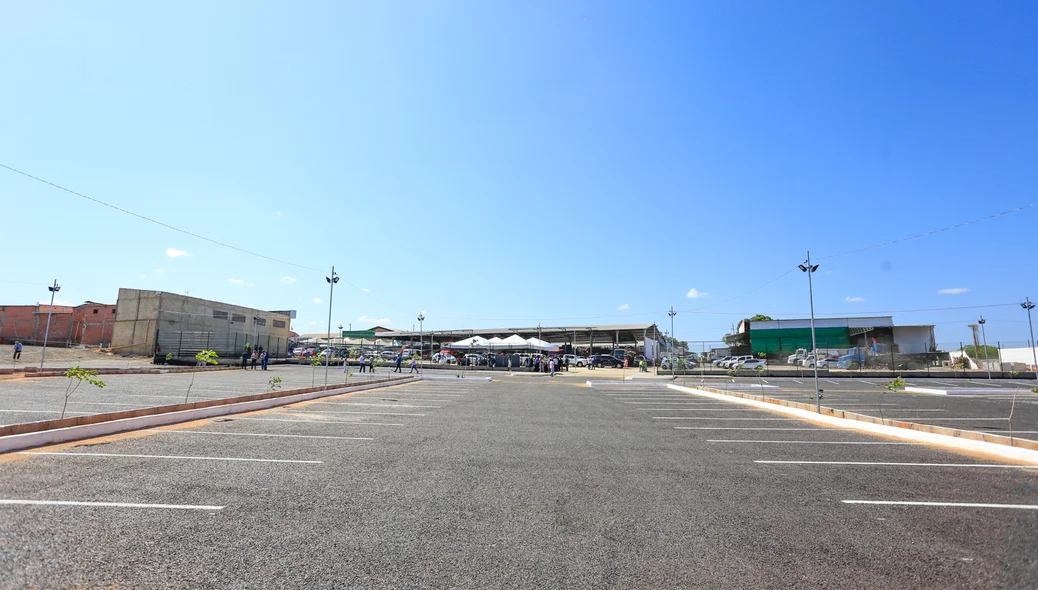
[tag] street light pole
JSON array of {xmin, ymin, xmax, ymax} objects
[
  {"xmin": 324, "ymin": 266, "xmax": 339, "ymax": 387},
  {"xmin": 40, "ymin": 280, "xmax": 60, "ymax": 369},
  {"xmin": 799, "ymin": 253, "xmax": 821, "ymax": 412},
  {"xmin": 978, "ymin": 316, "xmax": 990, "ymax": 379},
  {"xmin": 1023, "ymin": 297, "xmax": 1037, "ymax": 381},
  {"xmin": 418, "ymin": 312, "xmax": 425, "ymax": 373},
  {"xmin": 668, "ymin": 307, "xmax": 676, "ymax": 365}
]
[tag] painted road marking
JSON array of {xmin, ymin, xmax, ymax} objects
[
  {"xmin": 0, "ymin": 499, "xmax": 224, "ymax": 511},
  {"xmin": 900, "ymin": 418, "xmax": 1009, "ymax": 421},
  {"xmin": 18, "ymin": 452, "xmax": 323, "ymax": 464},
  {"xmin": 708, "ymin": 440, "xmax": 917, "ymax": 445},
  {"xmin": 280, "ymin": 410, "xmax": 426, "ymax": 417},
  {"xmin": 842, "ymin": 500, "xmax": 1038, "ymax": 510},
  {"xmin": 624, "ymin": 402, "xmax": 731, "ymax": 405},
  {"xmin": 675, "ymin": 427, "xmax": 827, "ymax": 431},
  {"xmin": 860, "ymin": 380, "xmax": 877, "ymax": 386},
  {"xmin": 639, "ymin": 408, "xmax": 762, "ymax": 411},
  {"xmin": 755, "ymin": 460, "xmax": 1038, "ymax": 469},
  {"xmin": 792, "ymin": 379, "xmax": 803, "ymax": 384},
  {"xmin": 981, "ymin": 430, "xmax": 1038, "ymax": 434},
  {"xmin": 310, "ymin": 402, "xmax": 441, "ymax": 408},
  {"xmin": 825, "ymin": 380, "xmax": 840, "ymax": 385},
  {"xmin": 654, "ymin": 417, "xmax": 797, "ymax": 421},
  {"xmin": 0, "ymin": 409, "xmax": 92, "ymax": 414},
  {"xmin": 237, "ymin": 417, "xmax": 403, "ymax": 426},
  {"xmin": 348, "ymin": 397, "xmax": 454, "ymax": 402},
  {"xmin": 157, "ymin": 431, "xmax": 374, "ymax": 441}
]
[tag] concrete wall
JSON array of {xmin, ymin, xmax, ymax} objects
[
  {"xmin": 893, "ymin": 326, "xmax": 936, "ymax": 355},
  {"xmin": 111, "ymin": 288, "xmax": 291, "ymax": 357}
]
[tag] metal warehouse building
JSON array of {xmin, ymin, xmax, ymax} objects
[
  {"xmin": 111, "ymin": 289, "xmax": 292, "ymax": 358},
  {"xmin": 729, "ymin": 316, "xmax": 936, "ymax": 356}
]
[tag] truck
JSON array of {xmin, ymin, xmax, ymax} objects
[
  {"xmin": 837, "ymin": 343, "xmax": 931, "ymax": 370},
  {"xmin": 787, "ymin": 348, "xmax": 842, "ymax": 366}
]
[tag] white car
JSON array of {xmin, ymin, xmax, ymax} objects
[
  {"xmin": 562, "ymin": 354, "xmax": 587, "ymax": 367},
  {"xmin": 713, "ymin": 356, "xmax": 733, "ymax": 367},
  {"xmin": 737, "ymin": 358, "xmax": 768, "ymax": 370},
  {"xmin": 724, "ymin": 355, "xmax": 753, "ymax": 369},
  {"xmin": 801, "ymin": 355, "xmax": 830, "ymax": 369},
  {"xmin": 433, "ymin": 352, "xmax": 456, "ymax": 364}
]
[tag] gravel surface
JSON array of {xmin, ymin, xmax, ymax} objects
[{"xmin": 0, "ymin": 378, "xmax": 1035, "ymax": 588}]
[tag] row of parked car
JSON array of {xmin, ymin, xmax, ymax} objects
[{"xmin": 711, "ymin": 355, "xmax": 768, "ymax": 370}]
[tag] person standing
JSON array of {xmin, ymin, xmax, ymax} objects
[
  {"xmin": 358, "ymin": 354, "xmax": 367, "ymax": 373},
  {"xmin": 409, "ymin": 356, "xmax": 419, "ymax": 373},
  {"xmin": 624, "ymin": 357, "xmax": 629, "ymax": 370},
  {"xmin": 260, "ymin": 351, "xmax": 268, "ymax": 370},
  {"xmin": 507, "ymin": 355, "xmax": 512, "ymax": 371},
  {"xmin": 241, "ymin": 350, "xmax": 249, "ymax": 369},
  {"xmin": 12, "ymin": 341, "xmax": 22, "ymax": 360},
  {"xmin": 251, "ymin": 351, "xmax": 259, "ymax": 370},
  {"xmin": 549, "ymin": 357, "xmax": 556, "ymax": 376},
  {"xmin": 394, "ymin": 353, "xmax": 403, "ymax": 373}
]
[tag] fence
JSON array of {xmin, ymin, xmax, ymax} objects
[{"xmin": 156, "ymin": 330, "xmax": 287, "ymax": 360}]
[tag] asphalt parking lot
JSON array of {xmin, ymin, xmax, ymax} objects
[
  {"xmin": 0, "ymin": 365, "xmax": 400, "ymax": 426},
  {"xmin": 1, "ymin": 376, "xmax": 1036, "ymax": 588},
  {"xmin": 666, "ymin": 375, "xmax": 1038, "ymax": 443}
]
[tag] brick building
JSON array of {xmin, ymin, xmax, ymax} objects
[{"xmin": 0, "ymin": 302, "xmax": 116, "ymax": 347}]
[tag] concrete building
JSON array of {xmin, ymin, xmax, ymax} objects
[
  {"xmin": 111, "ymin": 289, "xmax": 291, "ymax": 358},
  {"xmin": 727, "ymin": 316, "xmax": 936, "ymax": 357},
  {"xmin": 0, "ymin": 302, "xmax": 117, "ymax": 347}
]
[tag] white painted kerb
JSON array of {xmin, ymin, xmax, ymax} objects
[{"xmin": 667, "ymin": 384, "xmax": 1038, "ymax": 465}]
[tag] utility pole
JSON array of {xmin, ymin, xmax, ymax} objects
[
  {"xmin": 978, "ymin": 316, "xmax": 990, "ymax": 379},
  {"xmin": 1023, "ymin": 298, "xmax": 1037, "ymax": 381},
  {"xmin": 324, "ymin": 266, "xmax": 339, "ymax": 387},
  {"xmin": 668, "ymin": 307, "xmax": 677, "ymax": 364},
  {"xmin": 40, "ymin": 280, "xmax": 60, "ymax": 369},
  {"xmin": 799, "ymin": 253, "xmax": 821, "ymax": 412},
  {"xmin": 418, "ymin": 312, "xmax": 425, "ymax": 373}
]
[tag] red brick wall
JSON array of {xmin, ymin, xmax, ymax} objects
[{"xmin": 73, "ymin": 304, "xmax": 117, "ymax": 346}]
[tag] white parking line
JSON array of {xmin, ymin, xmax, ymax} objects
[
  {"xmin": 310, "ymin": 402, "xmax": 440, "ymax": 408},
  {"xmin": 0, "ymin": 499, "xmax": 224, "ymax": 511},
  {"xmin": 157, "ymin": 431, "xmax": 374, "ymax": 441},
  {"xmin": 18, "ymin": 451, "xmax": 323, "ymax": 464},
  {"xmin": 237, "ymin": 417, "xmax": 403, "ymax": 426},
  {"xmin": 639, "ymin": 408, "xmax": 762, "ymax": 411},
  {"xmin": 708, "ymin": 440, "xmax": 917, "ymax": 445},
  {"xmin": 842, "ymin": 500, "xmax": 1038, "ymax": 510},
  {"xmin": 625, "ymin": 402, "xmax": 731, "ymax": 405},
  {"xmin": 654, "ymin": 417, "xmax": 797, "ymax": 421},
  {"xmin": 0, "ymin": 409, "xmax": 92, "ymax": 414},
  {"xmin": 675, "ymin": 427, "xmax": 826, "ymax": 430},
  {"xmin": 902, "ymin": 418, "xmax": 1008, "ymax": 421},
  {"xmin": 832, "ymin": 408, "xmax": 944, "ymax": 412},
  {"xmin": 348, "ymin": 397, "xmax": 454, "ymax": 402},
  {"xmin": 824, "ymin": 380, "xmax": 840, "ymax": 385},
  {"xmin": 980, "ymin": 430, "xmax": 1038, "ymax": 434},
  {"xmin": 755, "ymin": 460, "xmax": 1038, "ymax": 469},
  {"xmin": 792, "ymin": 379, "xmax": 803, "ymax": 384},
  {"xmin": 65, "ymin": 401, "xmax": 142, "ymax": 406},
  {"xmin": 280, "ymin": 410, "xmax": 425, "ymax": 417}
]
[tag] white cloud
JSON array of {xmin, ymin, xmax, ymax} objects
[
  {"xmin": 357, "ymin": 316, "xmax": 392, "ymax": 325},
  {"xmin": 165, "ymin": 248, "xmax": 189, "ymax": 258},
  {"xmin": 228, "ymin": 279, "xmax": 253, "ymax": 286},
  {"xmin": 844, "ymin": 296, "xmax": 864, "ymax": 302},
  {"xmin": 139, "ymin": 274, "xmax": 148, "ymax": 278},
  {"xmin": 685, "ymin": 288, "xmax": 708, "ymax": 299},
  {"xmin": 312, "ymin": 297, "xmax": 322, "ymax": 304},
  {"xmin": 280, "ymin": 276, "xmax": 297, "ymax": 284},
  {"xmin": 153, "ymin": 268, "xmax": 164, "ymax": 274},
  {"xmin": 308, "ymin": 321, "xmax": 317, "ymax": 325},
  {"xmin": 938, "ymin": 287, "xmax": 969, "ymax": 295},
  {"xmin": 362, "ymin": 288, "xmax": 370, "ymax": 293},
  {"xmin": 617, "ymin": 303, "xmax": 630, "ymax": 310}
]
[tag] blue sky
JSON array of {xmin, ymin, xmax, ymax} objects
[{"xmin": 3, "ymin": 1, "xmax": 1036, "ymax": 347}]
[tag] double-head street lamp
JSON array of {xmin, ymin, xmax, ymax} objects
[
  {"xmin": 1023, "ymin": 298, "xmax": 1037, "ymax": 381},
  {"xmin": 798, "ymin": 253, "xmax": 821, "ymax": 412},
  {"xmin": 417, "ymin": 312, "xmax": 425, "ymax": 372},
  {"xmin": 978, "ymin": 316, "xmax": 990, "ymax": 379},
  {"xmin": 40, "ymin": 278, "xmax": 60, "ymax": 365},
  {"xmin": 325, "ymin": 267, "xmax": 339, "ymax": 387}
]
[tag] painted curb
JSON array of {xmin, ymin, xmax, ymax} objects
[
  {"xmin": 667, "ymin": 384, "xmax": 1038, "ymax": 465},
  {"xmin": 0, "ymin": 377, "xmax": 417, "ymax": 454}
]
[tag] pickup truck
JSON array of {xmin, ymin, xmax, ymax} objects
[{"xmin": 837, "ymin": 344, "xmax": 930, "ymax": 370}]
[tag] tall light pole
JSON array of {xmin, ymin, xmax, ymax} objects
[
  {"xmin": 324, "ymin": 266, "xmax": 339, "ymax": 387},
  {"xmin": 418, "ymin": 312, "xmax": 425, "ymax": 373},
  {"xmin": 668, "ymin": 307, "xmax": 677, "ymax": 363},
  {"xmin": 39, "ymin": 278, "xmax": 60, "ymax": 365},
  {"xmin": 1023, "ymin": 298, "xmax": 1037, "ymax": 380},
  {"xmin": 978, "ymin": 316, "xmax": 990, "ymax": 379},
  {"xmin": 799, "ymin": 253, "xmax": 821, "ymax": 412}
]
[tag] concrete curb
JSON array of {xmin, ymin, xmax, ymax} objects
[
  {"xmin": 0, "ymin": 376, "xmax": 416, "ymax": 454},
  {"xmin": 668, "ymin": 384, "xmax": 1038, "ymax": 464}
]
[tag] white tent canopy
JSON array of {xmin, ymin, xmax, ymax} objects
[
  {"xmin": 446, "ymin": 336, "xmax": 493, "ymax": 349},
  {"xmin": 525, "ymin": 337, "xmax": 560, "ymax": 351}
]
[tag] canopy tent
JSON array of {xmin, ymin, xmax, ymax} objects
[
  {"xmin": 500, "ymin": 334, "xmax": 530, "ymax": 349},
  {"xmin": 525, "ymin": 337, "xmax": 561, "ymax": 352},
  {"xmin": 445, "ymin": 336, "xmax": 493, "ymax": 350}
]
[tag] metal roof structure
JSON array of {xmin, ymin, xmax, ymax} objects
[{"xmin": 376, "ymin": 323, "xmax": 661, "ymax": 348}]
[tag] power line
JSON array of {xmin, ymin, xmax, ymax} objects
[
  {"xmin": 0, "ymin": 163, "xmax": 406, "ymax": 310},
  {"xmin": 818, "ymin": 202, "xmax": 1037, "ymax": 260}
]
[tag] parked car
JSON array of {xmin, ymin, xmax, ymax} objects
[
  {"xmin": 379, "ymin": 351, "xmax": 397, "ymax": 360},
  {"xmin": 713, "ymin": 356, "xmax": 733, "ymax": 367},
  {"xmin": 433, "ymin": 352, "xmax": 456, "ymax": 364},
  {"xmin": 801, "ymin": 354, "xmax": 830, "ymax": 369},
  {"xmin": 590, "ymin": 354, "xmax": 624, "ymax": 368},
  {"xmin": 562, "ymin": 354, "xmax": 587, "ymax": 367},
  {"xmin": 737, "ymin": 358, "xmax": 768, "ymax": 370},
  {"xmin": 723, "ymin": 355, "xmax": 754, "ymax": 369}
]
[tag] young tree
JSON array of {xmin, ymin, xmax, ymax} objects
[
  {"xmin": 185, "ymin": 350, "xmax": 219, "ymax": 403},
  {"xmin": 309, "ymin": 354, "xmax": 322, "ymax": 388},
  {"xmin": 268, "ymin": 376, "xmax": 283, "ymax": 392},
  {"xmin": 61, "ymin": 367, "xmax": 106, "ymax": 419}
]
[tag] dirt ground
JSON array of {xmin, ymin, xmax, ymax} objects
[{"xmin": 0, "ymin": 344, "xmax": 151, "ymax": 369}]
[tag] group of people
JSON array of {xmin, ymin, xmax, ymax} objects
[
  {"xmin": 240, "ymin": 345, "xmax": 269, "ymax": 370},
  {"xmin": 525, "ymin": 355, "xmax": 569, "ymax": 376}
]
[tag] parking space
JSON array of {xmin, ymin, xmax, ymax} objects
[
  {"xmin": 2, "ymin": 377, "xmax": 1036, "ymax": 587},
  {"xmin": 669, "ymin": 376, "xmax": 1038, "ymax": 442},
  {"xmin": 0, "ymin": 365, "xmax": 397, "ymax": 426}
]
